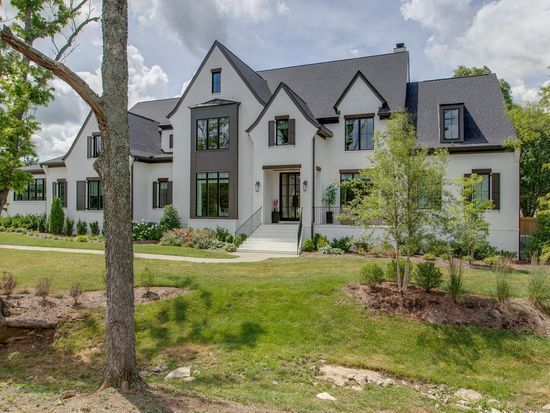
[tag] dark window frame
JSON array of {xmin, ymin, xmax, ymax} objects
[
  {"xmin": 275, "ymin": 118, "xmax": 289, "ymax": 146},
  {"xmin": 340, "ymin": 172, "xmax": 360, "ymax": 206},
  {"xmin": 473, "ymin": 171, "xmax": 491, "ymax": 203},
  {"xmin": 196, "ymin": 117, "xmax": 230, "ymax": 151},
  {"xmin": 344, "ymin": 115, "xmax": 374, "ymax": 151},
  {"xmin": 168, "ymin": 133, "xmax": 174, "ymax": 149},
  {"xmin": 158, "ymin": 180, "xmax": 169, "ymax": 209},
  {"xmin": 14, "ymin": 178, "xmax": 46, "ymax": 201},
  {"xmin": 87, "ymin": 180, "xmax": 103, "ymax": 210},
  {"xmin": 196, "ymin": 171, "xmax": 229, "ymax": 217},
  {"xmin": 439, "ymin": 104, "xmax": 464, "ymax": 142},
  {"xmin": 211, "ymin": 69, "xmax": 221, "ymax": 93}
]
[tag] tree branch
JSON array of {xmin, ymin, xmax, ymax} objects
[
  {"xmin": 0, "ymin": 26, "xmax": 106, "ymax": 129},
  {"xmin": 54, "ymin": 15, "xmax": 99, "ymax": 61}
]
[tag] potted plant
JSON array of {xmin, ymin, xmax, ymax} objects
[
  {"xmin": 271, "ymin": 199, "xmax": 280, "ymax": 223},
  {"xmin": 323, "ymin": 183, "xmax": 338, "ymax": 224}
]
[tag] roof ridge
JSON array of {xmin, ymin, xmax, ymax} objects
[
  {"xmin": 128, "ymin": 111, "xmax": 160, "ymax": 124},
  {"xmin": 131, "ymin": 97, "xmax": 180, "ymax": 105},
  {"xmin": 257, "ymin": 50, "xmax": 407, "ymax": 73},
  {"xmin": 214, "ymin": 40, "xmax": 266, "ymax": 82},
  {"xmin": 410, "ymin": 73, "xmax": 495, "ymax": 84}
]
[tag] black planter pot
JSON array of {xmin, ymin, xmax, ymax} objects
[
  {"xmin": 271, "ymin": 211, "xmax": 280, "ymax": 223},
  {"xmin": 326, "ymin": 211, "xmax": 334, "ymax": 224}
]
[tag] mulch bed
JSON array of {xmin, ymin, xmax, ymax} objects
[{"xmin": 348, "ymin": 282, "xmax": 550, "ymax": 337}]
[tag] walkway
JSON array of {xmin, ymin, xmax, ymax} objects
[{"xmin": 0, "ymin": 244, "xmax": 297, "ymax": 263}]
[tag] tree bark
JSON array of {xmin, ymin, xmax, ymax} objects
[{"xmin": 0, "ymin": 190, "xmax": 8, "ymax": 216}]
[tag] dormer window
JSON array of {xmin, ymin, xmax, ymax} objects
[
  {"xmin": 440, "ymin": 104, "xmax": 464, "ymax": 142},
  {"xmin": 87, "ymin": 134, "xmax": 102, "ymax": 158},
  {"xmin": 211, "ymin": 69, "xmax": 221, "ymax": 93}
]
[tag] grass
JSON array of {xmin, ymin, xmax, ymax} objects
[
  {"xmin": 1, "ymin": 249, "xmax": 549, "ymax": 411},
  {"xmin": 0, "ymin": 232, "xmax": 235, "ymax": 259}
]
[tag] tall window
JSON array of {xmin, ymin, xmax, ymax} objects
[
  {"xmin": 14, "ymin": 178, "xmax": 45, "ymax": 201},
  {"xmin": 158, "ymin": 181, "xmax": 169, "ymax": 208},
  {"xmin": 53, "ymin": 180, "xmax": 66, "ymax": 206},
  {"xmin": 169, "ymin": 134, "xmax": 174, "ymax": 149},
  {"xmin": 88, "ymin": 135, "xmax": 102, "ymax": 158},
  {"xmin": 212, "ymin": 69, "xmax": 221, "ymax": 93},
  {"xmin": 276, "ymin": 119, "xmax": 289, "ymax": 145},
  {"xmin": 196, "ymin": 172, "xmax": 229, "ymax": 217},
  {"xmin": 440, "ymin": 104, "xmax": 464, "ymax": 142},
  {"xmin": 474, "ymin": 173, "xmax": 490, "ymax": 202},
  {"xmin": 345, "ymin": 117, "xmax": 374, "ymax": 151},
  {"xmin": 196, "ymin": 117, "xmax": 229, "ymax": 150},
  {"xmin": 87, "ymin": 180, "xmax": 103, "ymax": 210}
]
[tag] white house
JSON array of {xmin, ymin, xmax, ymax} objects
[{"xmin": 5, "ymin": 41, "xmax": 519, "ymax": 254}]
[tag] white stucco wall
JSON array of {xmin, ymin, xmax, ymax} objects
[
  {"xmin": 170, "ymin": 45, "xmax": 263, "ymax": 229},
  {"xmin": 5, "ymin": 173, "xmax": 48, "ymax": 217},
  {"xmin": 132, "ymin": 161, "xmax": 173, "ymax": 222}
]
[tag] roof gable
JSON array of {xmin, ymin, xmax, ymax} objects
[
  {"xmin": 247, "ymin": 82, "xmax": 332, "ymax": 137},
  {"xmin": 168, "ymin": 41, "xmax": 270, "ymax": 118},
  {"xmin": 333, "ymin": 71, "xmax": 387, "ymax": 112}
]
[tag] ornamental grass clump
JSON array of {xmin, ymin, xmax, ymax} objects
[
  {"xmin": 1, "ymin": 272, "xmax": 17, "ymax": 298},
  {"xmin": 528, "ymin": 269, "xmax": 550, "ymax": 314},
  {"xmin": 35, "ymin": 278, "xmax": 51, "ymax": 302},
  {"xmin": 446, "ymin": 257, "xmax": 464, "ymax": 302},
  {"xmin": 69, "ymin": 283, "xmax": 83, "ymax": 305}
]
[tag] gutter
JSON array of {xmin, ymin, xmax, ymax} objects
[{"xmin": 311, "ymin": 134, "xmax": 316, "ymax": 238}]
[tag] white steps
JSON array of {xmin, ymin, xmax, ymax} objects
[{"xmin": 237, "ymin": 224, "xmax": 300, "ymax": 255}]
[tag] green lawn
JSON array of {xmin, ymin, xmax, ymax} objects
[
  {"xmin": 1, "ymin": 249, "xmax": 549, "ymax": 412},
  {"xmin": 0, "ymin": 232, "xmax": 235, "ymax": 259}
]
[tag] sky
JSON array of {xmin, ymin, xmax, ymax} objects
[{"xmin": 3, "ymin": 0, "xmax": 550, "ymax": 160}]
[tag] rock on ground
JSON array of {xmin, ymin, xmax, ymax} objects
[
  {"xmin": 454, "ymin": 388, "xmax": 483, "ymax": 402},
  {"xmin": 316, "ymin": 392, "xmax": 336, "ymax": 401},
  {"xmin": 165, "ymin": 366, "xmax": 194, "ymax": 381}
]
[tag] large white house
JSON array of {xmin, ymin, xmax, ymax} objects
[{"xmin": 5, "ymin": 42, "xmax": 519, "ymax": 254}]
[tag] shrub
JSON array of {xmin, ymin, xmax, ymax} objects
[
  {"xmin": 302, "ymin": 239, "xmax": 315, "ymax": 252},
  {"xmin": 35, "ymin": 278, "xmax": 51, "ymax": 301},
  {"xmin": 319, "ymin": 245, "xmax": 344, "ymax": 255},
  {"xmin": 386, "ymin": 258, "xmax": 406, "ymax": 282},
  {"xmin": 49, "ymin": 197, "xmax": 65, "ymax": 234},
  {"xmin": 423, "ymin": 238, "xmax": 449, "ymax": 257},
  {"xmin": 423, "ymin": 253, "xmax": 437, "ymax": 261},
  {"xmin": 90, "ymin": 221, "xmax": 100, "ymax": 236},
  {"xmin": 314, "ymin": 234, "xmax": 330, "ymax": 250},
  {"xmin": 64, "ymin": 217, "xmax": 75, "ymax": 236},
  {"xmin": 446, "ymin": 257, "xmax": 464, "ymax": 302},
  {"xmin": 75, "ymin": 235, "xmax": 88, "ymax": 242},
  {"xmin": 483, "ymin": 255, "xmax": 500, "ymax": 266},
  {"xmin": 209, "ymin": 240, "xmax": 226, "ymax": 249},
  {"xmin": 414, "ymin": 262, "xmax": 443, "ymax": 292},
  {"xmin": 225, "ymin": 234, "xmax": 234, "ymax": 244},
  {"xmin": 224, "ymin": 243, "xmax": 237, "ymax": 253},
  {"xmin": 132, "ymin": 220, "xmax": 162, "ymax": 240},
  {"xmin": 69, "ymin": 283, "xmax": 83, "ymax": 305},
  {"xmin": 361, "ymin": 263, "xmax": 385, "ymax": 287},
  {"xmin": 330, "ymin": 236, "xmax": 353, "ymax": 252},
  {"xmin": 76, "ymin": 219, "xmax": 87, "ymax": 235},
  {"xmin": 159, "ymin": 205, "xmax": 181, "ymax": 232},
  {"xmin": 526, "ymin": 212, "xmax": 550, "ymax": 259},
  {"xmin": 214, "ymin": 226, "xmax": 231, "ymax": 242},
  {"xmin": 1, "ymin": 272, "xmax": 17, "ymax": 297},
  {"xmin": 541, "ymin": 245, "xmax": 550, "ymax": 265},
  {"xmin": 234, "ymin": 233, "xmax": 247, "ymax": 247},
  {"xmin": 191, "ymin": 228, "xmax": 216, "ymax": 249},
  {"xmin": 474, "ymin": 241, "xmax": 498, "ymax": 260},
  {"xmin": 159, "ymin": 230, "xmax": 183, "ymax": 246},
  {"xmin": 528, "ymin": 270, "xmax": 550, "ymax": 314},
  {"xmin": 37, "ymin": 214, "xmax": 47, "ymax": 232},
  {"xmin": 139, "ymin": 267, "xmax": 156, "ymax": 293}
]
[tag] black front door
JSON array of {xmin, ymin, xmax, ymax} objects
[{"xmin": 280, "ymin": 172, "xmax": 300, "ymax": 221}]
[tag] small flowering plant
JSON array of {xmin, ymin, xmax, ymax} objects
[{"xmin": 272, "ymin": 199, "xmax": 279, "ymax": 212}]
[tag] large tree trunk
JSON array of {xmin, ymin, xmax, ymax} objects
[
  {"xmin": 0, "ymin": 189, "xmax": 8, "ymax": 216},
  {"xmin": 98, "ymin": 0, "xmax": 143, "ymax": 391}
]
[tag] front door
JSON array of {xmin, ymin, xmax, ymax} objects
[{"xmin": 279, "ymin": 172, "xmax": 300, "ymax": 221}]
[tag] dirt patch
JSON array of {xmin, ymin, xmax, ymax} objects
[
  {"xmin": 0, "ymin": 287, "xmax": 187, "ymax": 342},
  {"xmin": 348, "ymin": 283, "xmax": 550, "ymax": 337},
  {"xmin": 0, "ymin": 383, "xmax": 279, "ymax": 413}
]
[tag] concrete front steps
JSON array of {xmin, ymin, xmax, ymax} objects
[{"xmin": 237, "ymin": 224, "xmax": 300, "ymax": 255}]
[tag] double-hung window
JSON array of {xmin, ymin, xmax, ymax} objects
[
  {"xmin": 196, "ymin": 117, "xmax": 230, "ymax": 150},
  {"xmin": 196, "ymin": 172, "xmax": 229, "ymax": 217},
  {"xmin": 14, "ymin": 178, "xmax": 45, "ymax": 201},
  {"xmin": 52, "ymin": 180, "xmax": 67, "ymax": 207},
  {"xmin": 474, "ymin": 173, "xmax": 491, "ymax": 202},
  {"xmin": 158, "ymin": 181, "xmax": 169, "ymax": 208},
  {"xmin": 87, "ymin": 180, "xmax": 103, "ymax": 210},
  {"xmin": 211, "ymin": 69, "xmax": 221, "ymax": 93},
  {"xmin": 340, "ymin": 172, "xmax": 361, "ymax": 205},
  {"xmin": 440, "ymin": 104, "xmax": 464, "ymax": 142},
  {"xmin": 87, "ymin": 135, "xmax": 102, "ymax": 158},
  {"xmin": 276, "ymin": 119, "xmax": 289, "ymax": 145},
  {"xmin": 345, "ymin": 116, "xmax": 374, "ymax": 151}
]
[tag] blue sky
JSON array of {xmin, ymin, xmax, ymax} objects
[{"xmin": 4, "ymin": 0, "xmax": 549, "ymax": 159}]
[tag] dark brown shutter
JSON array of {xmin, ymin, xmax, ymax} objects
[
  {"xmin": 86, "ymin": 136, "xmax": 92, "ymax": 158},
  {"xmin": 62, "ymin": 181, "xmax": 68, "ymax": 208},
  {"xmin": 169, "ymin": 134, "xmax": 174, "ymax": 149},
  {"xmin": 288, "ymin": 119, "xmax": 296, "ymax": 145},
  {"xmin": 268, "ymin": 121, "xmax": 275, "ymax": 146},
  {"xmin": 76, "ymin": 181, "xmax": 86, "ymax": 210},
  {"xmin": 167, "ymin": 181, "xmax": 173, "ymax": 205},
  {"xmin": 491, "ymin": 173, "xmax": 500, "ymax": 210},
  {"xmin": 152, "ymin": 182, "xmax": 158, "ymax": 209}
]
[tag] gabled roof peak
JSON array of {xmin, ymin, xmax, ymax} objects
[{"xmin": 333, "ymin": 70, "xmax": 387, "ymax": 113}]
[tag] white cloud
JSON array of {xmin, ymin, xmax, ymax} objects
[
  {"xmin": 34, "ymin": 45, "xmax": 169, "ymax": 160},
  {"xmin": 401, "ymin": 0, "xmax": 550, "ymax": 103}
]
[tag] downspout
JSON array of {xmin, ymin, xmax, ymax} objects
[
  {"xmin": 311, "ymin": 134, "xmax": 316, "ymax": 238},
  {"xmin": 130, "ymin": 156, "xmax": 135, "ymax": 221}
]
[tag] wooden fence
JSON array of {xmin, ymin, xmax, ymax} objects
[{"xmin": 520, "ymin": 217, "xmax": 537, "ymax": 235}]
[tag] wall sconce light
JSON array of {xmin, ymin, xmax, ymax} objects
[
  {"xmin": 302, "ymin": 180, "xmax": 308, "ymax": 192},
  {"xmin": 255, "ymin": 181, "xmax": 260, "ymax": 192}
]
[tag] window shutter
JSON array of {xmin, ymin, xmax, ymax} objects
[
  {"xmin": 268, "ymin": 121, "xmax": 275, "ymax": 146},
  {"xmin": 76, "ymin": 181, "xmax": 86, "ymax": 210},
  {"xmin": 288, "ymin": 119, "xmax": 296, "ymax": 145},
  {"xmin": 52, "ymin": 182, "xmax": 57, "ymax": 198},
  {"xmin": 62, "ymin": 181, "xmax": 68, "ymax": 208},
  {"xmin": 87, "ymin": 136, "xmax": 92, "ymax": 158},
  {"xmin": 152, "ymin": 182, "xmax": 158, "ymax": 209},
  {"xmin": 169, "ymin": 134, "xmax": 174, "ymax": 149},
  {"xmin": 491, "ymin": 173, "xmax": 500, "ymax": 210},
  {"xmin": 167, "ymin": 181, "xmax": 173, "ymax": 205},
  {"xmin": 464, "ymin": 173, "xmax": 472, "ymax": 202}
]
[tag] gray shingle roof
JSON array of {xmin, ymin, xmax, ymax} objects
[
  {"xmin": 129, "ymin": 98, "xmax": 178, "ymax": 127},
  {"xmin": 21, "ymin": 164, "xmax": 45, "ymax": 173},
  {"xmin": 40, "ymin": 155, "xmax": 64, "ymax": 167},
  {"xmin": 406, "ymin": 74, "xmax": 516, "ymax": 148},
  {"xmin": 127, "ymin": 112, "xmax": 164, "ymax": 158},
  {"xmin": 258, "ymin": 51, "xmax": 409, "ymax": 119}
]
